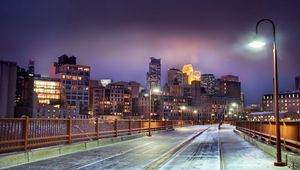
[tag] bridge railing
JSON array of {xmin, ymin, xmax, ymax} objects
[
  {"xmin": 0, "ymin": 118, "xmax": 193, "ymax": 153},
  {"xmin": 235, "ymin": 121, "xmax": 300, "ymax": 153}
]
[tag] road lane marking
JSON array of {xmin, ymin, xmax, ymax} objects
[
  {"xmin": 218, "ymin": 126, "xmax": 225, "ymax": 170},
  {"xmin": 73, "ymin": 142, "xmax": 154, "ymax": 170},
  {"xmin": 145, "ymin": 127, "xmax": 209, "ymax": 170}
]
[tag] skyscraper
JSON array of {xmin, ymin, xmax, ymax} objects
[
  {"xmin": 201, "ymin": 74, "xmax": 216, "ymax": 95},
  {"xmin": 49, "ymin": 55, "xmax": 90, "ymax": 116},
  {"xmin": 296, "ymin": 76, "xmax": 300, "ymax": 90},
  {"xmin": 147, "ymin": 57, "xmax": 161, "ymax": 90},
  {"xmin": 0, "ymin": 61, "xmax": 17, "ymax": 118},
  {"xmin": 167, "ymin": 68, "xmax": 183, "ymax": 85},
  {"xmin": 182, "ymin": 64, "xmax": 201, "ymax": 84},
  {"xmin": 15, "ymin": 64, "xmax": 34, "ymax": 117}
]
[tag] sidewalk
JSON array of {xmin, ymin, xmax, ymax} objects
[
  {"xmin": 159, "ymin": 125, "xmax": 290, "ymax": 170},
  {"xmin": 220, "ymin": 125, "xmax": 290, "ymax": 170}
]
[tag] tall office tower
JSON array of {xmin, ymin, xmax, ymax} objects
[
  {"xmin": 0, "ymin": 61, "xmax": 17, "ymax": 118},
  {"xmin": 182, "ymin": 64, "xmax": 201, "ymax": 84},
  {"xmin": 147, "ymin": 57, "xmax": 161, "ymax": 90},
  {"xmin": 28, "ymin": 59, "xmax": 35, "ymax": 76},
  {"xmin": 49, "ymin": 55, "xmax": 90, "ymax": 116},
  {"xmin": 167, "ymin": 68, "xmax": 183, "ymax": 85},
  {"xmin": 220, "ymin": 75, "xmax": 241, "ymax": 98},
  {"xmin": 296, "ymin": 76, "xmax": 300, "ymax": 90},
  {"xmin": 201, "ymin": 74, "xmax": 216, "ymax": 95},
  {"xmin": 15, "ymin": 64, "xmax": 34, "ymax": 117}
]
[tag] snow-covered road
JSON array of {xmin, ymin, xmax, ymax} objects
[
  {"xmin": 159, "ymin": 125, "xmax": 290, "ymax": 170},
  {"xmin": 6, "ymin": 125, "xmax": 291, "ymax": 170}
]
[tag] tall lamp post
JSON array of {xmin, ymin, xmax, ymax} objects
[
  {"xmin": 249, "ymin": 19, "xmax": 286, "ymax": 166},
  {"xmin": 179, "ymin": 106, "xmax": 186, "ymax": 127},
  {"xmin": 147, "ymin": 87, "xmax": 160, "ymax": 137},
  {"xmin": 231, "ymin": 102, "xmax": 238, "ymax": 120}
]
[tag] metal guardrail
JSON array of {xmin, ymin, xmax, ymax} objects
[
  {"xmin": 235, "ymin": 121, "xmax": 300, "ymax": 153},
  {"xmin": 0, "ymin": 118, "xmax": 192, "ymax": 153}
]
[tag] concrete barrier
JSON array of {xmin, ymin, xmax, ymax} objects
[{"xmin": 234, "ymin": 129, "xmax": 300, "ymax": 170}]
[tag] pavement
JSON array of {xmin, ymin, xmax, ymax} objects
[
  {"xmin": 6, "ymin": 125, "xmax": 207, "ymax": 170},
  {"xmin": 5, "ymin": 124, "xmax": 292, "ymax": 170},
  {"xmin": 159, "ymin": 125, "xmax": 290, "ymax": 170}
]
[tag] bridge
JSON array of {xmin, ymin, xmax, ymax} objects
[{"xmin": 0, "ymin": 118, "xmax": 299, "ymax": 169}]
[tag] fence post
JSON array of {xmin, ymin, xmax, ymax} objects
[
  {"xmin": 268, "ymin": 121, "xmax": 272, "ymax": 144},
  {"xmin": 23, "ymin": 116, "xmax": 29, "ymax": 151},
  {"xmin": 67, "ymin": 118, "xmax": 72, "ymax": 144},
  {"xmin": 283, "ymin": 120, "xmax": 286, "ymax": 150},
  {"xmin": 95, "ymin": 118, "xmax": 99, "ymax": 139},
  {"xmin": 128, "ymin": 119, "xmax": 131, "ymax": 135},
  {"xmin": 171, "ymin": 120, "xmax": 174, "ymax": 129},
  {"xmin": 115, "ymin": 119, "xmax": 118, "ymax": 137},
  {"xmin": 260, "ymin": 121, "xmax": 262, "ymax": 133},
  {"xmin": 164, "ymin": 120, "xmax": 168, "ymax": 130},
  {"xmin": 139, "ymin": 120, "xmax": 142, "ymax": 133}
]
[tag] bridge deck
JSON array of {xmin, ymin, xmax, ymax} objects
[{"xmin": 6, "ymin": 125, "xmax": 290, "ymax": 170}]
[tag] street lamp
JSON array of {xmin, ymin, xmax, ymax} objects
[
  {"xmin": 179, "ymin": 106, "xmax": 186, "ymax": 127},
  {"xmin": 249, "ymin": 19, "xmax": 285, "ymax": 166},
  {"xmin": 193, "ymin": 109, "xmax": 198, "ymax": 125},
  {"xmin": 231, "ymin": 102, "xmax": 239, "ymax": 120},
  {"xmin": 147, "ymin": 87, "xmax": 160, "ymax": 137},
  {"xmin": 231, "ymin": 102, "xmax": 238, "ymax": 108}
]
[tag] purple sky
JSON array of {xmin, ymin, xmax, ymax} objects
[{"xmin": 0, "ymin": 0, "xmax": 299, "ymax": 105}]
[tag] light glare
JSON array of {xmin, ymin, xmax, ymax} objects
[
  {"xmin": 152, "ymin": 88, "xmax": 160, "ymax": 93},
  {"xmin": 248, "ymin": 40, "xmax": 266, "ymax": 48}
]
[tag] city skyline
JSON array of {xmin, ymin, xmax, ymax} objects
[{"xmin": 1, "ymin": 0, "xmax": 300, "ymax": 105}]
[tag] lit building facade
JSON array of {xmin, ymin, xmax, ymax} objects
[
  {"xmin": 182, "ymin": 64, "xmax": 201, "ymax": 84},
  {"xmin": 0, "ymin": 61, "xmax": 17, "ymax": 118},
  {"xmin": 34, "ymin": 77, "xmax": 61, "ymax": 106},
  {"xmin": 89, "ymin": 80, "xmax": 111, "ymax": 116},
  {"xmin": 49, "ymin": 55, "xmax": 90, "ymax": 116},
  {"xmin": 32, "ymin": 77, "xmax": 83, "ymax": 118},
  {"xmin": 147, "ymin": 57, "xmax": 161, "ymax": 90},
  {"xmin": 162, "ymin": 96, "xmax": 190, "ymax": 120},
  {"xmin": 201, "ymin": 74, "xmax": 216, "ymax": 95},
  {"xmin": 262, "ymin": 91, "xmax": 300, "ymax": 114},
  {"xmin": 89, "ymin": 81, "xmax": 132, "ymax": 117}
]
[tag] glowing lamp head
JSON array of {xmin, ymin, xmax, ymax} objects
[
  {"xmin": 151, "ymin": 88, "xmax": 160, "ymax": 94},
  {"xmin": 180, "ymin": 106, "xmax": 186, "ymax": 110},
  {"xmin": 231, "ymin": 103, "xmax": 238, "ymax": 107},
  {"xmin": 249, "ymin": 35, "xmax": 266, "ymax": 48},
  {"xmin": 248, "ymin": 40, "xmax": 266, "ymax": 48}
]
